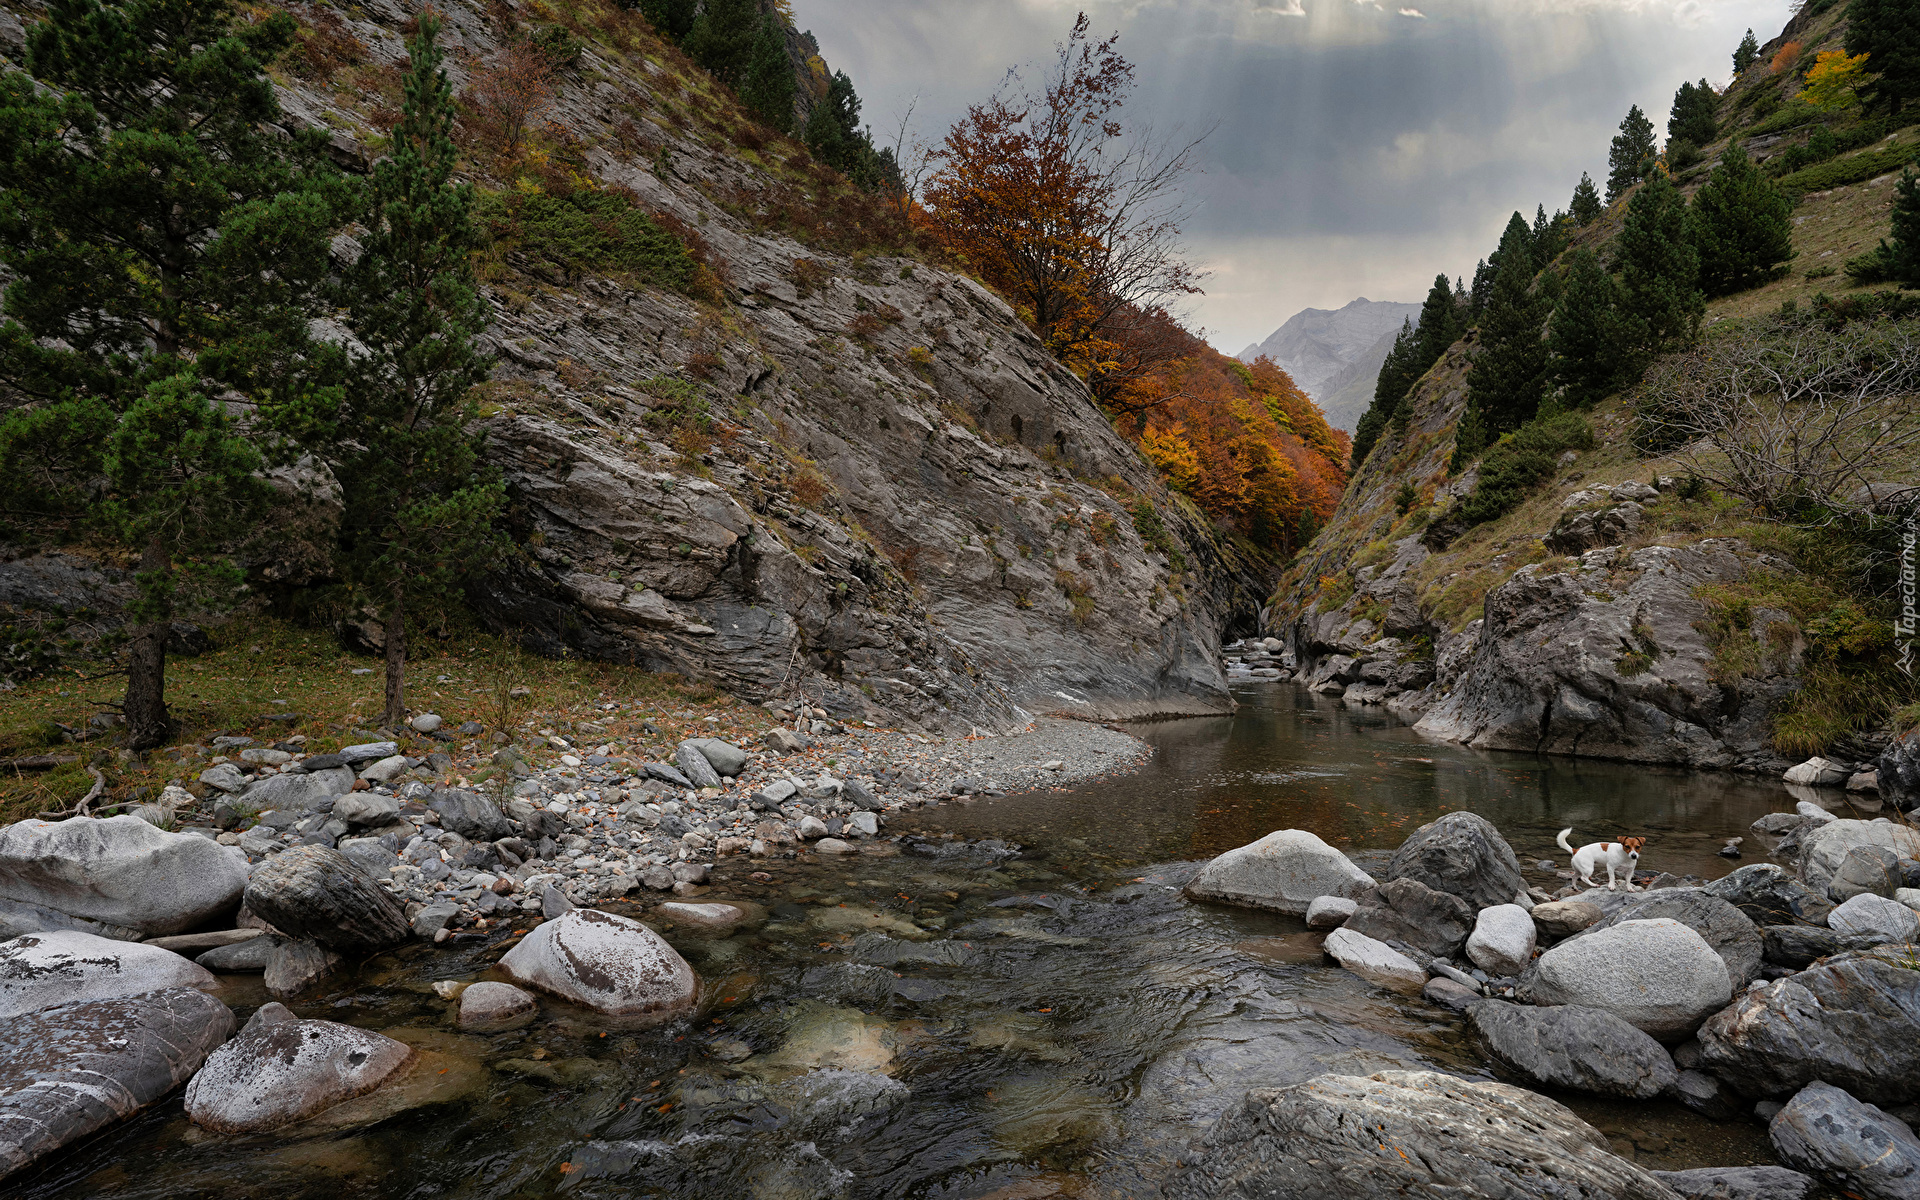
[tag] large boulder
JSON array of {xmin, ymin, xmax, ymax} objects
[
  {"xmin": 1769, "ymin": 1081, "xmax": 1920, "ymax": 1200},
  {"xmin": 1163, "ymin": 1070, "xmax": 1681, "ymax": 1200},
  {"xmin": 1798, "ymin": 820, "xmax": 1920, "ymax": 893},
  {"xmin": 1182, "ymin": 830, "xmax": 1374, "ymax": 916},
  {"xmin": 0, "ymin": 930, "xmax": 217, "ymax": 1019},
  {"xmin": 1761, "ymin": 924, "xmax": 1891, "ymax": 968},
  {"xmin": 237, "ymin": 767, "xmax": 355, "ymax": 813},
  {"xmin": 685, "ymin": 738, "xmax": 747, "ymax": 777},
  {"xmin": 1830, "ymin": 893, "xmax": 1920, "ymax": 942},
  {"xmin": 427, "ymin": 788, "xmax": 512, "ymax": 842},
  {"xmin": 1343, "ymin": 877, "xmax": 1475, "ymax": 959},
  {"xmin": 0, "ymin": 815, "xmax": 248, "ymax": 936},
  {"xmin": 1698, "ymin": 953, "xmax": 1920, "ymax": 1103},
  {"xmin": 1878, "ymin": 732, "xmax": 1920, "ymax": 809},
  {"xmin": 1469, "ymin": 1001, "xmax": 1678, "ymax": 1098},
  {"xmin": 1560, "ymin": 889, "xmax": 1763, "ymax": 990},
  {"xmin": 242, "ymin": 845, "xmax": 411, "ymax": 952},
  {"xmin": 1829, "ymin": 846, "xmax": 1904, "ymax": 903},
  {"xmin": 673, "ymin": 742, "xmax": 723, "ymax": 789},
  {"xmin": 1384, "ymin": 811, "xmax": 1526, "ymax": 913},
  {"xmin": 1321, "ymin": 928, "xmax": 1426, "ymax": 991},
  {"xmin": 1467, "ymin": 904, "xmax": 1538, "ymax": 976},
  {"xmin": 1702, "ymin": 864, "xmax": 1833, "ymax": 927},
  {"xmin": 0, "ymin": 987, "xmax": 234, "ymax": 1182},
  {"xmin": 497, "ymin": 908, "xmax": 697, "ymax": 1023},
  {"xmin": 184, "ymin": 1008, "xmax": 414, "ymax": 1134},
  {"xmin": 1649, "ymin": 1166, "xmax": 1816, "ymax": 1200},
  {"xmin": 1519, "ymin": 918, "xmax": 1732, "ymax": 1042}
]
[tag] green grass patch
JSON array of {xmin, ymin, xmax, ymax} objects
[
  {"xmin": 1777, "ymin": 143, "xmax": 1920, "ymax": 194},
  {"xmin": 476, "ymin": 185, "xmax": 698, "ymax": 293},
  {"xmin": 1454, "ymin": 413, "xmax": 1596, "ymax": 529}
]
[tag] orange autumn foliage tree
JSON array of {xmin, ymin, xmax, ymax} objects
[{"xmin": 1120, "ymin": 349, "xmax": 1347, "ymax": 553}]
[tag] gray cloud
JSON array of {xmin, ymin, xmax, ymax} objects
[{"xmin": 794, "ymin": 0, "xmax": 1790, "ymax": 352}]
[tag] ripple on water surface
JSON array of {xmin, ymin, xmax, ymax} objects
[{"xmin": 19, "ymin": 686, "xmax": 1800, "ymax": 1199}]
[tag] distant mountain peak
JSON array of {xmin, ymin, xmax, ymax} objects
[{"xmin": 1236, "ymin": 298, "xmax": 1421, "ymax": 432}]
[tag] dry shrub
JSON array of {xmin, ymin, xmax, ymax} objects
[
  {"xmin": 462, "ymin": 39, "xmax": 557, "ymax": 155},
  {"xmin": 790, "ymin": 467, "xmax": 832, "ymax": 509},
  {"xmin": 1771, "ymin": 41, "xmax": 1803, "ymax": 74},
  {"xmin": 284, "ymin": 5, "xmax": 366, "ymax": 82}
]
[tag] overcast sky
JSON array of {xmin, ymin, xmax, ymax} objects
[{"xmin": 793, "ymin": 0, "xmax": 1792, "ymax": 354}]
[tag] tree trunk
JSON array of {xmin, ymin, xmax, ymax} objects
[
  {"xmin": 383, "ymin": 587, "xmax": 407, "ymax": 729},
  {"xmin": 124, "ymin": 537, "xmax": 172, "ymax": 750}
]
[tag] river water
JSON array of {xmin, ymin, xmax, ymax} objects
[{"xmin": 24, "ymin": 684, "xmax": 1816, "ymax": 1199}]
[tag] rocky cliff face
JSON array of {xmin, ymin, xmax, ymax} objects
[
  {"xmin": 0, "ymin": 0, "xmax": 1276, "ymax": 728},
  {"xmin": 1268, "ymin": 334, "xmax": 1803, "ymax": 774},
  {"xmin": 1235, "ymin": 298, "xmax": 1420, "ymax": 413}
]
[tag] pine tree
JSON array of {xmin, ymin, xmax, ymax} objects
[
  {"xmin": 1413, "ymin": 272, "xmax": 1462, "ymax": 366},
  {"xmin": 1617, "ymin": 170, "xmax": 1702, "ymax": 353},
  {"xmin": 1571, "ymin": 172, "xmax": 1603, "ymax": 225},
  {"xmin": 0, "ymin": 0, "xmax": 347, "ymax": 747},
  {"xmin": 1607, "ymin": 105, "xmax": 1657, "ymax": 202},
  {"xmin": 1690, "ymin": 143, "xmax": 1795, "ymax": 297},
  {"xmin": 1469, "ymin": 258, "xmax": 1494, "ymax": 321},
  {"xmin": 1351, "ymin": 320, "xmax": 1415, "ymax": 468},
  {"xmin": 1547, "ymin": 248, "xmax": 1636, "ymax": 408},
  {"xmin": 683, "ymin": 0, "xmax": 758, "ymax": 86},
  {"xmin": 1733, "ymin": 29, "xmax": 1760, "ymax": 75},
  {"xmin": 805, "ymin": 70, "xmax": 893, "ymax": 190},
  {"xmin": 1848, "ymin": 167, "xmax": 1920, "ymax": 284},
  {"xmin": 740, "ymin": 12, "xmax": 795, "ymax": 132},
  {"xmin": 318, "ymin": 15, "xmax": 504, "ymax": 727},
  {"xmin": 1463, "ymin": 219, "xmax": 1550, "ymax": 445},
  {"xmin": 1667, "ymin": 79, "xmax": 1718, "ymax": 148},
  {"xmin": 639, "ymin": 0, "xmax": 697, "ymax": 42},
  {"xmin": 1845, "ymin": 0, "xmax": 1920, "ymax": 113}
]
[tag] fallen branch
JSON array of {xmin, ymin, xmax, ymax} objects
[
  {"xmin": 38, "ymin": 766, "xmax": 107, "ymax": 820},
  {"xmin": 3, "ymin": 754, "xmax": 80, "ymax": 772}
]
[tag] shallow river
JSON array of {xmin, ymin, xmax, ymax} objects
[{"xmin": 25, "ymin": 685, "xmax": 1825, "ymax": 1199}]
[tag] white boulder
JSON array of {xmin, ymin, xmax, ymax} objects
[
  {"xmin": 1466, "ymin": 904, "xmax": 1538, "ymax": 977},
  {"xmin": 1829, "ymin": 893, "xmax": 1920, "ymax": 943},
  {"xmin": 409, "ymin": 713, "xmax": 442, "ymax": 733},
  {"xmin": 457, "ymin": 982, "xmax": 538, "ymax": 1032},
  {"xmin": 0, "ymin": 816, "xmax": 248, "ymax": 936},
  {"xmin": 1322, "ymin": 928, "xmax": 1426, "ymax": 992},
  {"xmin": 358, "ymin": 755, "xmax": 409, "ymax": 783},
  {"xmin": 1520, "ymin": 918, "xmax": 1732, "ymax": 1042},
  {"xmin": 497, "ymin": 909, "xmax": 696, "ymax": 1023},
  {"xmin": 1800, "ymin": 820, "xmax": 1920, "ymax": 893},
  {"xmin": 0, "ymin": 930, "xmax": 218, "ymax": 1019},
  {"xmin": 1184, "ymin": 830, "xmax": 1374, "ymax": 916},
  {"xmin": 1784, "ymin": 758, "xmax": 1849, "ymax": 787},
  {"xmin": 184, "ymin": 1008, "xmax": 414, "ymax": 1134},
  {"xmin": 1305, "ymin": 895, "xmax": 1358, "ymax": 930}
]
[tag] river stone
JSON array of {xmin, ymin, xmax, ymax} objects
[
  {"xmin": 1468, "ymin": 904, "xmax": 1538, "ymax": 976},
  {"xmin": 1784, "ymin": 757, "xmax": 1849, "ymax": 787},
  {"xmin": 409, "ymin": 713, "xmax": 442, "ymax": 733},
  {"xmin": 1761, "ymin": 923, "xmax": 1890, "ymax": 967},
  {"xmin": 1770, "ymin": 1081, "xmax": 1920, "ymax": 1200},
  {"xmin": 1831, "ymin": 846, "xmax": 1904, "ymax": 903},
  {"xmin": 1345, "ymin": 876, "xmax": 1475, "ymax": 959},
  {"xmin": 338, "ymin": 838, "xmax": 399, "ymax": 879},
  {"xmin": 1650, "ymin": 1166, "xmax": 1816, "ymax": 1200},
  {"xmin": 1424, "ymin": 976, "xmax": 1481, "ymax": 1012},
  {"xmin": 198, "ymin": 935, "xmax": 278, "ymax": 973},
  {"xmin": 1562, "ymin": 889, "xmax": 1764, "ymax": 990},
  {"xmin": 498, "ymin": 908, "xmax": 696, "ymax": 1023},
  {"xmin": 1519, "ymin": 918, "xmax": 1732, "ymax": 1042},
  {"xmin": 1384, "ymin": 810, "xmax": 1526, "ymax": 913},
  {"xmin": 1183, "ymin": 829, "xmax": 1374, "ymax": 916},
  {"xmin": 1531, "ymin": 899, "xmax": 1605, "ymax": 940},
  {"xmin": 1668, "ymin": 1069, "xmax": 1748, "ymax": 1122},
  {"xmin": 426, "ymin": 789, "xmax": 511, "ymax": 841},
  {"xmin": 457, "ymin": 982, "xmax": 538, "ymax": 1032},
  {"xmin": 332, "ymin": 794, "xmax": 400, "ymax": 828},
  {"xmin": 1699, "ymin": 954, "xmax": 1920, "ymax": 1103},
  {"xmin": 239, "ymin": 767, "xmax": 356, "ymax": 813},
  {"xmin": 658, "ymin": 902, "xmax": 745, "ymax": 931},
  {"xmin": 1304, "ymin": 895, "xmax": 1357, "ymax": 930},
  {"xmin": 0, "ymin": 986, "xmax": 234, "ymax": 1182},
  {"xmin": 1468, "ymin": 1001, "xmax": 1678, "ymax": 1098},
  {"xmin": 263, "ymin": 939, "xmax": 341, "ymax": 996},
  {"xmin": 0, "ymin": 930, "xmax": 218, "ymax": 1019},
  {"xmin": 1321, "ymin": 928, "xmax": 1425, "ymax": 991},
  {"xmin": 1163, "ymin": 1070, "xmax": 1680, "ymax": 1200},
  {"xmin": 1832, "ymin": 892, "xmax": 1920, "ymax": 941},
  {"xmin": 672, "ymin": 743, "xmax": 723, "ymax": 789},
  {"xmin": 198, "ymin": 762, "xmax": 249, "ymax": 793},
  {"xmin": 646, "ymin": 761, "xmax": 693, "ymax": 788},
  {"xmin": 685, "ymin": 738, "xmax": 747, "ymax": 777},
  {"xmin": 1799, "ymin": 820, "xmax": 1920, "ymax": 893},
  {"xmin": 358, "ymin": 755, "xmax": 409, "ymax": 783},
  {"xmin": 340, "ymin": 741, "xmax": 398, "ymax": 765},
  {"xmin": 184, "ymin": 1016, "xmax": 414, "ymax": 1134},
  {"xmin": 1703, "ymin": 864, "xmax": 1833, "ymax": 927},
  {"xmin": 0, "ymin": 815, "xmax": 249, "ymax": 937},
  {"xmin": 243, "ymin": 845, "xmax": 410, "ymax": 952}
]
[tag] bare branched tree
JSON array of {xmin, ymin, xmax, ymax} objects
[{"xmin": 1638, "ymin": 318, "xmax": 1920, "ymax": 519}]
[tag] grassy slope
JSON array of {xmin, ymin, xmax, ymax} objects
[{"xmin": 1274, "ymin": 0, "xmax": 1917, "ymax": 754}]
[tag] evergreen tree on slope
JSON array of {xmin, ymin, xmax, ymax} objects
[
  {"xmin": 1733, "ymin": 29, "xmax": 1760, "ymax": 75},
  {"xmin": 1455, "ymin": 217, "xmax": 1548, "ymax": 466},
  {"xmin": 1571, "ymin": 172, "xmax": 1602, "ymax": 225},
  {"xmin": 1607, "ymin": 105, "xmax": 1657, "ymax": 202},
  {"xmin": 741, "ymin": 12, "xmax": 796, "ymax": 132},
  {"xmin": 1548, "ymin": 248, "xmax": 1635, "ymax": 408},
  {"xmin": 1690, "ymin": 143, "xmax": 1794, "ymax": 297},
  {"xmin": 0, "ymin": 0, "xmax": 346, "ymax": 747},
  {"xmin": 1617, "ymin": 170, "xmax": 1702, "ymax": 354},
  {"xmin": 1845, "ymin": 0, "xmax": 1920, "ymax": 114}
]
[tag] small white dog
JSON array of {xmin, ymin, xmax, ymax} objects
[{"xmin": 1557, "ymin": 828, "xmax": 1645, "ymax": 892}]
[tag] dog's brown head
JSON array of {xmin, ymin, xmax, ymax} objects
[{"xmin": 1619, "ymin": 837, "xmax": 1646, "ymax": 856}]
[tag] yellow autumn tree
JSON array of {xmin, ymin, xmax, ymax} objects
[
  {"xmin": 1798, "ymin": 50, "xmax": 1871, "ymax": 110},
  {"xmin": 1139, "ymin": 423, "xmax": 1200, "ymax": 493}
]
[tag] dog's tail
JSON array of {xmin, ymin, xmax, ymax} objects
[{"xmin": 1556, "ymin": 827, "xmax": 1577, "ymax": 854}]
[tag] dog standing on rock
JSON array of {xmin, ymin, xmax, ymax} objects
[{"xmin": 1557, "ymin": 828, "xmax": 1645, "ymax": 892}]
